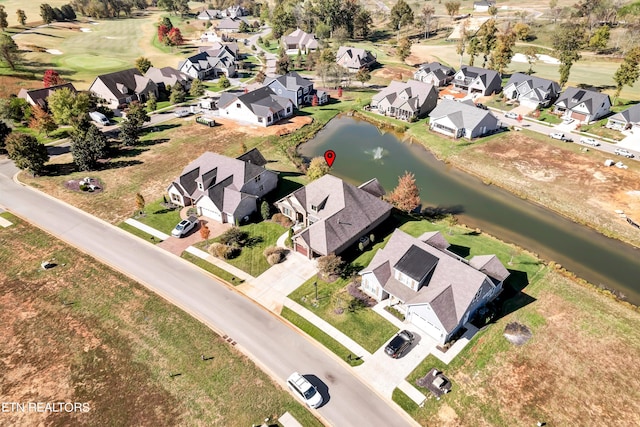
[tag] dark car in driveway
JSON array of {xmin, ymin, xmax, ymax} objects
[{"xmin": 385, "ymin": 330, "xmax": 415, "ymax": 358}]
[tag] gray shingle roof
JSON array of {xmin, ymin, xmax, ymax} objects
[
  {"xmin": 554, "ymin": 87, "xmax": 611, "ymax": 114},
  {"xmin": 415, "ymin": 62, "xmax": 455, "ymax": 79},
  {"xmin": 609, "ymin": 103, "xmax": 640, "ymax": 125},
  {"xmin": 17, "ymin": 83, "xmax": 77, "ymax": 109},
  {"xmin": 218, "ymin": 86, "xmax": 292, "ymax": 118},
  {"xmin": 336, "ymin": 46, "xmax": 376, "ymax": 69},
  {"xmin": 429, "ymin": 99, "xmax": 497, "ymax": 130},
  {"xmin": 91, "ymin": 68, "xmax": 156, "ymax": 99},
  {"xmin": 505, "ymin": 72, "xmax": 560, "ymax": 94},
  {"xmin": 372, "ymin": 80, "xmax": 436, "ymax": 113}
]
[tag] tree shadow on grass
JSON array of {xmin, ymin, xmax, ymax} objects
[
  {"xmin": 103, "ymin": 159, "xmax": 143, "ymax": 170},
  {"xmin": 421, "ymin": 205, "xmax": 465, "ymax": 220},
  {"xmin": 138, "ymin": 138, "xmax": 171, "ymax": 147},
  {"xmin": 113, "ymin": 147, "xmax": 149, "ymax": 158},
  {"xmin": 140, "ymin": 123, "xmax": 181, "ymax": 134},
  {"xmin": 45, "ymin": 162, "xmax": 76, "ymax": 176},
  {"xmin": 47, "ymin": 145, "xmax": 70, "ymax": 156}
]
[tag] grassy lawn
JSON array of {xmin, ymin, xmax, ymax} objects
[
  {"xmin": 579, "ymin": 118, "xmax": 624, "ymax": 141},
  {"xmin": 257, "ymin": 38, "xmax": 280, "ymax": 54},
  {"xmin": 181, "ymin": 252, "xmax": 245, "ymax": 285},
  {"xmin": 534, "ymin": 109, "xmax": 563, "ymax": 124},
  {"xmin": 11, "ymin": 126, "xmax": 71, "ymax": 144},
  {"xmin": 135, "ymin": 198, "xmax": 182, "ymax": 235},
  {"xmin": 281, "ymin": 307, "xmax": 364, "ymax": 366},
  {"xmin": 204, "ymin": 221, "xmax": 287, "ymax": 277},
  {"xmin": 0, "ymin": 216, "xmax": 322, "ymax": 427},
  {"xmin": 118, "ymin": 222, "xmax": 159, "ymax": 242}
]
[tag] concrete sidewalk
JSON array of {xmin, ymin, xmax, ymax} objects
[
  {"xmin": 184, "ymin": 246, "xmax": 255, "ymax": 282},
  {"xmin": 124, "ymin": 218, "xmax": 170, "ymax": 240}
]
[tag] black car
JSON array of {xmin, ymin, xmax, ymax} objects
[{"xmin": 384, "ymin": 330, "xmax": 415, "ymax": 358}]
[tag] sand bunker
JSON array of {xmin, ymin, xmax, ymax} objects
[
  {"xmin": 80, "ymin": 28, "xmax": 91, "ymax": 32},
  {"xmin": 46, "ymin": 49, "xmax": 63, "ymax": 55},
  {"xmin": 512, "ymin": 53, "xmax": 560, "ymax": 65}
]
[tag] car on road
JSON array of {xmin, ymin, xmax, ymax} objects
[
  {"xmin": 287, "ymin": 372, "xmax": 323, "ymax": 409},
  {"xmin": 174, "ymin": 109, "xmax": 191, "ymax": 118},
  {"xmin": 385, "ymin": 330, "xmax": 416, "ymax": 358},
  {"xmin": 615, "ymin": 148, "xmax": 635, "ymax": 158},
  {"xmin": 504, "ymin": 112, "xmax": 519, "ymax": 119},
  {"xmin": 562, "ymin": 117, "xmax": 575, "ymax": 125},
  {"xmin": 549, "ymin": 132, "xmax": 572, "ymax": 142},
  {"xmin": 580, "ymin": 137, "xmax": 600, "ymax": 146},
  {"xmin": 475, "ymin": 103, "xmax": 488, "ymax": 110},
  {"xmin": 171, "ymin": 216, "xmax": 198, "ymax": 237}
]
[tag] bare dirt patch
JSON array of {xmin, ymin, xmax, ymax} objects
[
  {"xmin": 372, "ymin": 65, "xmax": 416, "ymax": 82},
  {"xmin": 0, "ymin": 75, "xmax": 41, "ymax": 99},
  {"xmin": 458, "ymin": 133, "xmax": 640, "ymax": 246},
  {"xmin": 214, "ymin": 115, "xmax": 312, "ymax": 137},
  {"xmin": 406, "ymin": 44, "xmax": 442, "ymax": 67}
]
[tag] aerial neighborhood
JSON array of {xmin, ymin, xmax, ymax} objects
[{"xmin": 1, "ymin": 1, "xmax": 640, "ymax": 426}]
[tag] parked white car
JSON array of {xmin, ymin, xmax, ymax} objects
[
  {"xmin": 287, "ymin": 372, "xmax": 323, "ymax": 409},
  {"xmin": 171, "ymin": 216, "xmax": 198, "ymax": 237},
  {"xmin": 615, "ymin": 148, "xmax": 635, "ymax": 158},
  {"xmin": 504, "ymin": 112, "xmax": 519, "ymax": 119},
  {"xmin": 174, "ymin": 109, "xmax": 191, "ymax": 118},
  {"xmin": 580, "ymin": 137, "xmax": 600, "ymax": 146},
  {"xmin": 562, "ymin": 117, "xmax": 575, "ymax": 125},
  {"xmin": 549, "ymin": 132, "xmax": 571, "ymax": 142}
]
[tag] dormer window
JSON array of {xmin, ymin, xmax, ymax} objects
[
  {"xmin": 254, "ymin": 174, "xmax": 261, "ymax": 182},
  {"xmin": 311, "ymin": 204, "xmax": 317, "ymax": 212},
  {"xmin": 198, "ymin": 182, "xmax": 203, "ymax": 190}
]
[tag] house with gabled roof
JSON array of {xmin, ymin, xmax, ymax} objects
[
  {"xmin": 217, "ymin": 17, "xmax": 244, "ymax": 33},
  {"xmin": 282, "ymin": 28, "xmax": 319, "ymax": 53},
  {"xmin": 275, "ymin": 175, "xmax": 393, "ymax": 258},
  {"xmin": 606, "ymin": 103, "xmax": 640, "ymax": 132},
  {"xmin": 263, "ymin": 72, "xmax": 327, "ymax": 108},
  {"xmin": 167, "ymin": 148, "xmax": 277, "ymax": 224},
  {"xmin": 200, "ymin": 41, "xmax": 239, "ymax": 59},
  {"xmin": 89, "ymin": 69, "xmax": 158, "ymax": 109},
  {"xmin": 359, "ymin": 229, "xmax": 508, "ymax": 343},
  {"xmin": 413, "ymin": 62, "xmax": 455, "ymax": 87},
  {"xmin": 473, "ymin": 0, "xmax": 496, "ymax": 12},
  {"xmin": 17, "ymin": 83, "xmax": 77, "ymax": 110},
  {"xmin": 503, "ymin": 72, "xmax": 561, "ymax": 108},
  {"xmin": 178, "ymin": 47, "xmax": 237, "ymax": 79},
  {"xmin": 553, "ymin": 87, "xmax": 611, "ymax": 124},
  {"xmin": 198, "ymin": 9, "xmax": 222, "ymax": 20},
  {"xmin": 371, "ymin": 80, "xmax": 438, "ymax": 121},
  {"xmin": 451, "ymin": 65, "xmax": 502, "ymax": 96},
  {"xmin": 144, "ymin": 66, "xmax": 192, "ymax": 92},
  {"xmin": 336, "ymin": 46, "xmax": 377, "ymax": 72},
  {"xmin": 217, "ymin": 86, "xmax": 294, "ymax": 127},
  {"xmin": 429, "ymin": 99, "xmax": 500, "ymax": 139}
]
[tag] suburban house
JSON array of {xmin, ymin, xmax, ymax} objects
[
  {"xmin": 473, "ymin": 0, "xmax": 496, "ymax": 12},
  {"xmin": 336, "ymin": 46, "xmax": 377, "ymax": 72},
  {"xmin": 167, "ymin": 148, "xmax": 277, "ymax": 224},
  {"xmin": 359, "ymin": 229, "xmax": 509, "ymax": 344},
  {"xmin": 144, "ymin": 66, "xmax": 192, "ymax": 91},
  {"xmin": 217, "ymin": 86, "xmax": 294, "ymax": 127},
  {"xmin": 370, "ymin": 80, "xmax": 438, "ymax": 121},
  {"xmin": 553, "ymin": 87, "xmax": 612, "ymax": 124},
  {"xmin": 202, "ymin": 41, "xmax": 239, "ymax": 59},
  {"xmin": 451, "ymin": 65, "xmax": 502, "ymax": 96},
  {"xmin": 606, "ymin": 103, "xmax": 640, "ymax": 132},
  {"xmin": 413, "ymin": 62, "xmax": 455, "ymax": 87},
  {"xmin": 282, "ymin": 28, "xmax": 319, "ymax": 53},
  {"xmin": 178, "ymin": 48, "xmax": 237, "ymax": 79},
  {"xmin": 224, "ymin": 5, "xmax": 247, "ymax": 18},
  {"xmin": 216, "ymin": 17, "xmax": 243, "ymax": 33},
  {"xmin": 17, "ymin": 82, "xmax": 77, "ymax": 109},
  {"xmin": 275, "ymin": 175, "xmax": 393, "ymax": 258},
  {"xmin": 503, "ymin": 73, "xmax": 561, "ymax": 108},
  {"xmin": 197, "ymin": 9, "xmax": 221, "ymax": 20},
  {"xmin": 89, "ymin": 69, "xmax": 158, "ymax": 109},
  {"xmin": 429, "ymin": 99, "xmax": 500, "ymax": 139},
  {"xmin": 263, "ymin": 72, "xmax": 327, "ymax": 108}
]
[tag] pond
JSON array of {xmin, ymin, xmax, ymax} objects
[{"xmin": 298, "ymin": 115, "xmax": 640, "ymax": 305}]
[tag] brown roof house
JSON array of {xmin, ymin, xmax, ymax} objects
[
  {"xmin": 336, "ymin": 46, "xmax": 377, "ymax": 73},
  {"xmin": 144, "ymin": 66, "xmax": 193, "ymax": 91},
  {"xmin": 359, "ymin": 229, "xmax": 508, "ymax": 344},
  {"xmin": 167, "ymin": 148, "xmax": 277, "ymax": 224},
  {"xmin": 89, "ymin": 68, "xmax": 158, "ymax": 109},
  {"xmin": 275, "ymin": 175, "xmax": 392, "ymax": 258},
  {"xmin": 18, "ymin": 83, "xmax": 77, "ymax": 109}
]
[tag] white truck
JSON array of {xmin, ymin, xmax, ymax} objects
[{"xmin": 89, "ymin": 111, "xmax": 109, "ymax": 126}]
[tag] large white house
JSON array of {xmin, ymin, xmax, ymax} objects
[
  {"xmin": 359, "ymin": 229, "xmax": 508, "ymax": 344},
  {"xmin": 553, "ymin": 87, "xmax": 612, "ymax": 124},
  {"xmin": 429, "ymin": 99, "xmax": 500, "ymax": 140},
  {"xmin": 503, "ymin": 73, "xmax": 561, "ymax": 108},
  {"xmin": 371, "ymin": 80, "xmax": 438, "ymax": 120},
  {"xmin": 217, "ymin": 86, "xmax": 294, "ymax": 127}
]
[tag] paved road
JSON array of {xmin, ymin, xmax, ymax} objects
[{"xmin": 0, "ymin": 159, "xmax": 416, "ymax": 427}]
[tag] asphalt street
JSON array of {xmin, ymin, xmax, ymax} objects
[{"xmin": 0, "ymin": 159, "xmax": 417, "ymax": 427}]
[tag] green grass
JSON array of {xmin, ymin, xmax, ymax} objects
[
  {"xmin": 534, "ymin": 109, "xmax": 563, "ymax": 125},
  {"xmin": 181, "ymin": 252, "xmax": 245, "ymax": 285},
  {"xmin": 205, "ymin": 221, "xmax": 287, "ymax": 277},
  {"xmin": 135, "ymin": 199, "xmax": 182, "ymax": 235},
  {"xmin": 12, "ymin": 126, "xmax": 70, "ymax": 144},
  {"xmin": 257, "ymin": 38, "xmax": 280, "ymax": 54},
  {"xmin": 118, "ymin": 222, "xmax": 159, "ymax": 242},
  {"xmin": 579, "ymin": 118, "xmax": 624, "ymax": 141},
  {"xmin": 281, "ymin": 307, "xmax": 364, "ymax": 366}
]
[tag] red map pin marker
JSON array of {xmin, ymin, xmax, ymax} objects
[{"xmin": 324, "ymin": 150, "xmax": 336, "ymax": 167}]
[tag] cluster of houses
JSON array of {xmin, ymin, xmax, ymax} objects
[
  {"xmin": 166, "ymin": 146, "xmax": 508, "ymax": 345},
  {"xmin": 197, "ymin": 5, "xmax": 250, "ymax": 33}
]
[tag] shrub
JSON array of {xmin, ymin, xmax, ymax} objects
[
  {"xmin": 317, "ymin": 254, "xmax": 344, "ymax": 280},
  {"xmin": 219, "ymin": 227, "xmax": 248, "ymax": 246},
  {"xmin": 271, "ymin": 213, "xmax": 293, "ymax": 227},
  {"xmin": 200, "ymin": 224, "xmax": 210, "ymax": 239},
  {"xmin": 208, "ymin": 242, "xmax": 239, "ymax": 259},
  {"xmin": 260, "ymin": 201, "xmax": 271, "ymax": 221},
  {"xmin": 263, "ymin": 246, "xmax": 287, "ymax": 264}
]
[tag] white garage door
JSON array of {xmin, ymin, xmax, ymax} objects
[
  {"xmin": 199, "ymin": 207, "xmax": 221, "ymax": 222},
  {"xmin": 410, "ymin": 313, "xmax": 444, "ymax": 341}
]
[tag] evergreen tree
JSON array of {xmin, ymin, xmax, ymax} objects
[
  {"xmin": 219, "ymin": 74, "xmax": 231, "ymax": 89},
  {"xmin": 71, "ymin": 123, "xmax": 107, "ymax": 171},
  {"xmin": 146, "ymin": 92, "xmax": 157, "ymax": 112},
  {"xmin": 0, "ymin": 6, "xmax": 9, "ymax": 31},
  {"xmin": 40, "ymin": 4, "xmax": 54, "ymax": 25},
  {"xmin": 0, "ymin": 33, "xmax": 21, "ymax": 70},
  {"xmin": 5, "ymin": 133, "xmax": 49, "ymax": 176},
  {"xmin": 0, "ymin": 120, "xmax": 12, "ymax": 153},
  {"xmin": 16, "ymin": 9, "xmax": 27, "ymax": 26},
  {"xmin": 190, "ymin": 79, "xmax": 205, "ymax": 97},
  {"xmin": 135, "ymin": 57, "xmax": 152, "ymax": 74},
  {"xmin": 170, "ymin": 84, "xmax": 186, "ymax": 104},
  {"xmin": 120, "ymin": 102, "xmax": 149, "ymax": 146}
]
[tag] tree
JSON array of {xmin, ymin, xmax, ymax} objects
[
  {"xmin": 271, "ymin": 4, "xmax": 296, "ymax": 39},
  {"xmin": 239, "ymin": 20, "xmax": 249, "ymax": 33},
  {"xmin": 47, "ymin": 88, "xmax": 90, "ymax": 125},
  {"xmin": 446, "ymin": 214, "xmax": 458, "ymax": 235},
  {"xmin": 16, "ymin": 9, "xmax": 27, "ymax": 26},
  {"xmin": 190, "ymin": 79, "xmax": 205, "ymax": 97},
  {"xmin": 490, "ymin": 29, "xmax": 516, "ymax": 75},
  {"xmin": 260, "ymin": 201, "xmax": 270, "ymax": 221},
  {"xmin": 135, "ymin": 57, "xmax": 152, "ymax": 74},
  {"xmin": 255, "ymin": 70, "xmax": 266, "ymax": 83},
  {"xmin": 0, "ymin": 6, "xmax": 8, "ymax": 31},
  {"xmin": 421, "ymin": 5, "xmax": 435, "ymax": 39},
  {"xmin": 549, "ymin": 0, "xmax": 560, "ymax": 24},
  {"xmin": 71, "ymin": 124, "xmax": 107, "ymax": 171},
  {"xmin": 0, "ymin": 34, "xmax": 21, "ymax": 70},
  {"xmin": 387, "ymin": 171, "xmax": 420, "ymax": 212},
  {"xmin": 552, "ymin": 23, "xmax": 585, "ymax": 86},
  {"xmin": 169, "ymin": 83, "xmax": 186, "ymax": 104},
  {"xmin": 146, "ymin": 92, "xmax": 157, "ymax": 112},
  {"xmin": 43, "ymin": 69, "xmax": 64, "ymax": 88},
  {"xmin": 135, "ymin": 193, "xmax": 145, "ymax": 214},
  {"xmin": 120, "ymin": 102, "xmax": 149, "ymax": 146},
  {"xmin": 306, "ymin": 156, "xmax": 330, "ymax": 180},
  {"xmin": 40, "ymin": 4, "xmax": 54, "ymax": 25},
  {"xmin": 5, "ymin": 133, "xmax": 49, "ymax": 176},
  {"xmin": 29, "ymin": 106, "xmax": 57, "ymax": 136},
  {"xmin": 397, "ymin": 37, "xmax": 412, "ymax": 62},
  {"xmin": 524, "ymin": 46, "xmax": 538, "ymax": 75},
  {"xmin": 353, "ymin": 9, "xmax": 372, "ymax": 39},
  {"xmin": 467, "ymin": 36, "xmax": 480, "ymax": 66},
  {"xmin": 60, "ymin": 4, "xmax": 76, "ymax": 20},
  {"xmin": 389, "ymin": 0, "xmax": 414, "ymax": 35},
  {"xmin": 444, "ymin": 1, "xmax": 461, "ymax": 19},
  {"xmin": 589, "ymin": 24, "xmax": 610, "ymax": 53},
  {"xmin": 477, "ymin": 19, "xmax": 498, "ymax": 68},
  {"xmin": 166, "ymin": 28, "xmax": 184, "ymax": 46},
  {"xmin": 355, "ymin": 68, "xmax": 371, "ymax": 86},
  {"xmin": 276, "ymin": 51, "xmax": 291, "ymax": 75},
  {"xmin": 157, "ymin": 25, "xmax": 170, "ymax": 43},
  {"xmin": 219, "ymin": 74, "xmax": 230, "ymax": 89},
  {"xmin": 0, "ymin": 120, "xmax": 12, "ymax": 153},
  {"xmin": 0, "ymin": 97, "xmax": 30, "ymax": 123},
  {"xmin": 513, "ymin": 22, "xmax": 531, "ymax": 41},
  {"xmin": 613, "ymin": 46, "xmax": 640, "ymax": 99},
  {"xmin": 488, "ymin": 6, "xmax": 498, "ymax": 17}
]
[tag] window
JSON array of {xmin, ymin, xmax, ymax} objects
[
  {"xmin": 310, "ymin": 204, "xmax": 317, "ymax": 212},
  {"xmin": 287, "ymin": 107, "xmax": 291, "ymax": 113},
  {"xmin": 171, "ymin": 193, "xmax": 181, "ymax": 202},
  {"xmin": 258, "ymin": 117, "xmax": 263, "ymax": 123},
  {"xmin": 259, "ymin": 185, "xmax": 263, "ymax": 192},
  {"xmin": 254, "ymin": 175, "xmax": 261, "ymax": 182},
  {"xmin": 268, "ymin": 116, "xmax": 272, "ymax": 122},
  {"xmin": 198, "ymin": 182, "xmax": 203, "ymax": 190},
  {"xmin": 282, "ymin": 207, "xmax": 291, "ymax": 217},
  {"xmin": 236, "ymin": 103, "xmax": 241, "ymax": 108}
]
